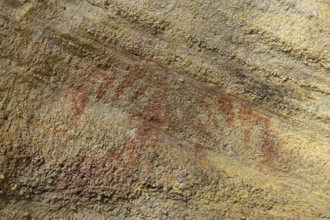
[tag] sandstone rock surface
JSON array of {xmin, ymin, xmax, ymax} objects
[{"xmin": 0, "ymin": 0, "xmax": 329, "ymax": 219}]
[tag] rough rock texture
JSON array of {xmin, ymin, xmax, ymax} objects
[{"xmin": 0, "ymin": 0, "xmax": 329, "ymax": 219}]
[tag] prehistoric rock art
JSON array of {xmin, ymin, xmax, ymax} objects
[{"xmin": 0, "ymin": 0, "xmax": 329, "ymax": 219}]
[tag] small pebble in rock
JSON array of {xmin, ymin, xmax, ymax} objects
[
  {"xmin": 11, "ymin": 185, "xmax": 17, "ymax": 191},
  {"xmin": 22, "ymin": 212, "xmax": 30, "ymax": 217}
]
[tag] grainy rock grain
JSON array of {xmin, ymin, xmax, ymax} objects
[{"xmin": 0, "ymin": 0, "xmax": 329, "ymax": 219}]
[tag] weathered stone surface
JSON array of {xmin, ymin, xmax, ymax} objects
[{"xmin": 0, "ymin": 0, "xmax": 329, "ymax": 219}]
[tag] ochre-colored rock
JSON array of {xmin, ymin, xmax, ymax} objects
[{"xmin": 0, "ymin": 0, "xmax": 329, "ymax": 219}]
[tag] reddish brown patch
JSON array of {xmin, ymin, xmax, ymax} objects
[
  {"xmin": 74, "ymin": 88, "xmax": 89, "ymax": 118},
  {"xmin": 77, "ymin": 66, "xmax": 115, "ymax": 88},
  {"xmin": 193, "ymin": 144, "xmax": 207, "ymax": 159},
  {"xmin": 26, "ymin": 64, "xmax": 45, "ymax": 84},
  {"xmin": 197, "ymin": 122, "xmax": 211, "ymax": 140},
  {"xmin": 130, "ymin": 85, "xmax": 148, "ymax": 103},
  {"xmin": 27, "ymin": 42, "xmax": 41, "ymax": 61},
  {"xmin": 241, "ymin": 129, "xmax": 251, "ymax": 144},
  {"xmin": 239, "ymin": 107, "xmax": 281, "ymax": 167},
  {"xmin": 238, "ymin": 108, "xmax": 267, "ymax": 126},
  {"xmin": 131, "ymin": 91, "xmax": 174, "ymax": 144},
  {"xmin": 217, "ymin": 96, "xmax": 234, "ymax": 125},
  {"xmin": 4, "ymin": 144, "xmax": 32, "ymax": 170},
  {"xmin": 96, "ymin": 75, "xmax": 116, "ymax": 100},
  {"xmin": 113, "ymin": 68, "xmax": 143, "ymax": 100},
  {"xmin": 64, "ymin": 87, "xmax": 90, "ymax": 120},
  {"xmin": 57, "ymin": 140, "xmax": 151, "ymax": 199},
  {"xmin": 208, "ymin": 110, "xmax": 219, "ymax": 127},
  {"xmin": 261, "ymin": 138, "xmax": 278, "ymax": 163},
  {"xmin": 141, "ymin": 92, "xmax": 164, "ymax": 124}
]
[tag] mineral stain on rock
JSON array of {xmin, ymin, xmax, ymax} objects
[{"xmin": 0, "ymin": 0, "xmax": 329, "ymax": 219}]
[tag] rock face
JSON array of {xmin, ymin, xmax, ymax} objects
[{"xmin": 0, "ymin": 0, "xmax": 329, "ymax": 219}]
